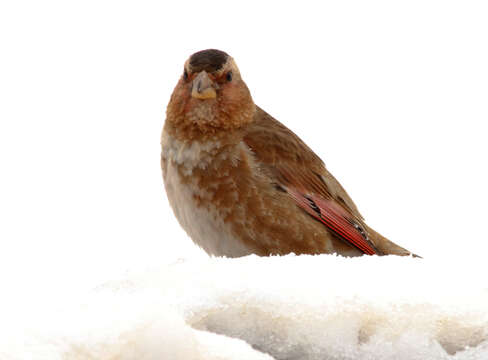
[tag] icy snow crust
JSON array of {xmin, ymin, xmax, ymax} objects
[{"xmin": 3, "ymin": 254, "xmax": 488, "ymax": 360}]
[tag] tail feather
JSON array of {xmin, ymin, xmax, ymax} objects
[{"xmin": 366, "ymin": 226, "xmax": 421, "ymax": 258}]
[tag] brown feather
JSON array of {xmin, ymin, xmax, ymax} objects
[
  {"xmin": 242, "ymin": 107, "xmax": 379, "ymax": 254},
  {"xmin": 243, "ymin": 107, "xmax": 361, "ymax": 216},
  {"xmin": 162, "ymin": 49, "xmax": 418, "ymax": 258}
]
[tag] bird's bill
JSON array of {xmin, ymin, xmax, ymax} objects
[{"xmin": 191, "ymin": 71, "xmax": 217, "ymax": 99}]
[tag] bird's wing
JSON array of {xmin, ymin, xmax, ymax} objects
[{"xmin": 243, "ymin": 107, "xmax": 378, "ymax": 255}]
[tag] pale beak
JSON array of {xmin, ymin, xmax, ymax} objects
[{"xmin": 191, "ymin": 71, "xmax": 217, "ymax": 99}]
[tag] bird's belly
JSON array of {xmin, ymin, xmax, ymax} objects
[{"xmin": 163, "ymin": 160, "xmax": 254, "ymax": 257}]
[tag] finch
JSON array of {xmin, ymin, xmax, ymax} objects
[{"xmin": 161, "ymin": 49, "xmax": 416, "ymax": 258}]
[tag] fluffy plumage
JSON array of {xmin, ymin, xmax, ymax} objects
[{"xmin": 162, "ymin": 49, "xmax": 416, "ymax": 257}]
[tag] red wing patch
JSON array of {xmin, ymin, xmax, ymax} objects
[{"xmin": 287, "ymin": 188, "xmax": 377, "ymax": 255}]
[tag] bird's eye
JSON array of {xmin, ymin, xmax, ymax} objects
[
  {"xmin": 226, "ymin": 71, "xmax": 233, "ymax": 82},
  {"xmin": 183, "ymin": 70, "xmax": 188, "ymax": 80}
]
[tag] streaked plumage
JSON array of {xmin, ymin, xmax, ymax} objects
[{"xmin": 162, "ymin": 49, "xmax": 417, "ymax": 258}]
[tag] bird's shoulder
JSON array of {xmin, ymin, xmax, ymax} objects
[{"xmin": 243, "ymin": 106, "xmax": 323, "ymax": 170}]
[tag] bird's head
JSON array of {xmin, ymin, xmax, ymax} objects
[{"xmin": 166, "ymin": 49, "xmax": 255, "ymax": 140}]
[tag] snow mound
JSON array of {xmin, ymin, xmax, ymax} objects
[{"xmin": 3, "ymin": 254, "xmax": 488, "ymax": 359}]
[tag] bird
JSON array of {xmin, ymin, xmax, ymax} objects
[{"xmin": 161, "ymin": 49, "xmax": 417, "ymax": 258}]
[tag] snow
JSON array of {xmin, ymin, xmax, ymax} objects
[{"xmin": 2, "ymin": 254, "xmax": 488, "ymax": 360}]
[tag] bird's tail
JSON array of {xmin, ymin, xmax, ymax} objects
[{"xmin": 366, "ymin": 226, "xmax": 421, "ymax": 258}]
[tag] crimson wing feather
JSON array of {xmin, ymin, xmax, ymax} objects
[
  {"xmin": 243, "ymin": 107, "xmax": 378, "ymax": 255},
  {"xmin": 287, "ymin": 188, "xmax": 378, "ymax": 255}
]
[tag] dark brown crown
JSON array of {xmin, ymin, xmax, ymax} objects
[{"xmin": 189, "ymin": 49, "xmax": 229, "ymax": 73}]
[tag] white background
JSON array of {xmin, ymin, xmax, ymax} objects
[{"xmin": 1, "ymin": 0, "xmax": 487, "ymax": 298}]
